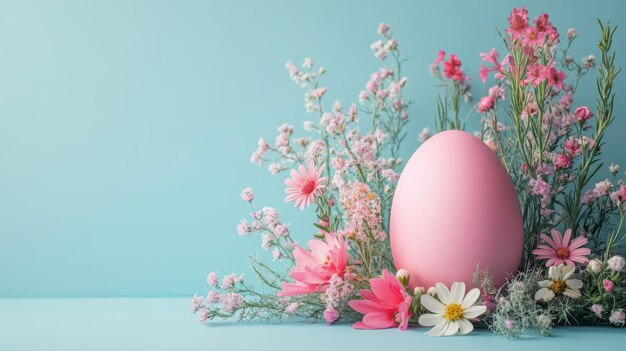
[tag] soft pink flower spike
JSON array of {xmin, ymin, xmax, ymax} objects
[
  {"xmin": 284, "ymin": 160, "xmax": 327, "ymax": 209},
  {"xmin": 532, "ymin": 228, "xmax": 591, "ymax": 267},
  {"xmin": 277, "ymin": 233, "xmax": 348, "ymax": 297},
  {"xmin": 349, "ymin": 269, "xmax": 412, "ymax": 330}
]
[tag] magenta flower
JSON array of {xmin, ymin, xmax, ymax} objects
[
  {"xmin": 349, "ymin": 269, "xmax": 412, "ymax": 330},
  {"xmin": 604, "ymin": 279, "xmax": 615, "ymax": 293},
  {"xmin": 555, "ymin": 154, "xmax": 572, "ymax": 170},
  {"xmin": 277, "ymin": 233, "xmax": 348, "ymax": 297},
  {"xmin": 443, "ymin": 54, "xmax": 465, "ymax": 81},
  {"xmin": 532, "ymin": 229, "xmax": 591, "ymax": 267},
  {"xmin": 284, "ymin": 160, "xmax": 327, "ymax": 209}
]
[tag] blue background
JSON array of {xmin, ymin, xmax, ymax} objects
[{"xmin": 1, "ymin": 0, "xmax": 625, "ymax": 297}]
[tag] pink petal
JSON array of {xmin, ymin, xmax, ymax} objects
[
  {"xmin": 551, "ymin": 229, "xmax": 564, "ymax": 248},
  {"xmin": 362, "ymin": 312, "xmax": 397, "ymax": 329},
  {"xmin": 352, "ymin": 322, "xmax": 375, "ymax": 330},
  {"xmin": 540, "ymin": 233, "xmax": 558, "ymax": 249},
  {"xmin": 568, "ymin": 236, "xmax": 588, "ymax": 250},
  {"xmin": 562, "ymin": 229, "xmax": 572, "ymax": 247}
]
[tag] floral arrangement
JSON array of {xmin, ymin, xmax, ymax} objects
[{"xmin": 191, "ymin": 8, "xmax": 626, "ymax": 337}]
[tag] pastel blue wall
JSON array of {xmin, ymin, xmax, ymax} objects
[{"xmin": 1, "ymin": 0, "xmax": 625, "ymax": 297}]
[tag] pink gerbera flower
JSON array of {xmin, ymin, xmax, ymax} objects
[
  {"xmin": 284, "ymin": 160, "xmax": 327, "ymax": 209},
  {"xmin": 349, "ymin": 269, "xmax": 412, "ymax": 330},
  {"xmin": 277, "ymin": 233, "xmax": 348, "ymax": 296},
  {"xmin": 532, "ymin": 228, "xmax": 591, "ymax": 267}
]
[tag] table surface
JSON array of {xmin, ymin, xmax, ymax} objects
[{"xmin": 1, "ymin": 298, "xmax": 624, "ymax": 351}]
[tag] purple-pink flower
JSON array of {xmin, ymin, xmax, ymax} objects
[
  {"xmin": 532, "ymin": 228, "xmax": 591, "ymax": 267},
  {"xmin": 603, "ymin": 279, "xmax": 615, "ymax": 293},
  {"xmin": 575, "ymin": 106, "xmax": 594, "ymax": 122}
]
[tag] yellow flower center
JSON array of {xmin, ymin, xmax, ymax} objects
[
  {"xmin": 550, "ymin": 279, "xmax": 566, "ymax": 294},
  {"xmin": 443, "ymin": 303, "xmax": 464, "ymax": 321}
]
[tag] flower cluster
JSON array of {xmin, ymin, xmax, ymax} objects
[{"xmin": 193, "ymin": 11, "xmax": 625, "ymax": 338}]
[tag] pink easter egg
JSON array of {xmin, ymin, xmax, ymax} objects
[{"xmin": 390, "ymin": 130, "xmax": 523, "ymax": 290}]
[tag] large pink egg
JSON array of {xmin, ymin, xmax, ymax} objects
[{"xmin": 390, "ymin": 130, "xmax": 523, "ymax": 289}]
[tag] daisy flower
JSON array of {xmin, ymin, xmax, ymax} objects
[
  {"xmin": 532, "ymin": 228, "xmax": 591, "ymax": 267},
  {"xmin": 418, "ymin": 282, "xmax": 487, "ymax": 336},
  {"xmin": 284, "ymin": 160, "xmax": 327, "ymax": 209},
  {"xmin": 535, "ymin": 264, "xmax": 583, "ymax": 302}
]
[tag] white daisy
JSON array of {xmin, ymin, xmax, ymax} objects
[
  {"xmin": 418, "ymin": 282, "xmax": 487, "ymax": 336},
  {"xmin": 535, "ymin": 264, "xmax": 583, "ymax": 302}
]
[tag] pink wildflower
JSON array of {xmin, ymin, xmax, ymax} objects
[
  {"xmin": 478, "ymin": 96, "xmax": 495, "ymax": 113},
  {"xmin": 563, "ymin": 137, "xmax": 581, "ymax": 156},
  {"xmin": 524, "ymin": 64, "xmax": 545, "ymax": 86},
  {"xmin": 591, "ymin": 304, "xmax": 604, "ymax": 318},
  {"xmin": 277, "ymin": 233, "xmax": 349, "ymax": 296},
  {"xmin": 240, "ymin": 187, "xmax": 254, "ymax": 202},
  {"xmin": 324, "ymin": 306, "xmax": 340, "ymax": 324},
  {"xmin": 575, "ymin": 106, "xmax": 594, "ymax": 122},
  {"xmin": 479, "ymin": 48, "xmax": 503, "ymax": 83},
  {"xmin": 191, "ymin": 294, "xmax": 205, "ymax": 313},
  {"xmin": 207, "ymin": 272, "xmax": 218, "ymax": 287},
  {"xmin": 284, "ymin": 160, "xmax": 327, "ymax": 209},
  {"xmin": 349, "ymin": 269, "xmax": 412, "ymax": 330},
  {"xmin": 544, "ymin": 66, "xmax": 567, "ymax": 90},
  {"xmin": 377, "ymin": 23, "xmax": 390, "ymax": 36},
  {"xmin": 433, "ymin": 50, "xmax": 445, "ymax": 66},
  {"xmin": 532, "ymin": 228, "xmax": 591, "ymax": 267},
  {"xmin": 506, "ymin": 7, "xmax": 530, "ymax": 39},
  {"xmin": 443, "ymin": 54, "xmax": 465, "ymax": 81},
  {"xmin": 554, "ymin": 154, "xmax": 572, "ymax": 170},
  {"xmin": 603, "ymin": 279, "xmax": 615, "ymax": 293},
  {"xmin": 418, "ymin": 127, "xmax": 431, "ymax": 143}
]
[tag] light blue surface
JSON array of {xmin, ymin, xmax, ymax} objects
[
  {"xmin": 0, "ymin": 298, "xmax": 624, "ymax": 350},
  {"xmin": 1, "ymin": 0, "xmax": 626, "ymax": 297}
]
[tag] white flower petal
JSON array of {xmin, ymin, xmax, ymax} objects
[
  {"xmin": 566, "ymin": 279, "xmax": 583, "ymax": 289},
  {"xmin": 444, "ymin": 320, "xmax": 459, "ymax": 336},
  {"xmin": 548, "ymin": 266, "xmax": 558, "ymax": 280},
  {"xmin": 563, "ymin": 288, "xmax": 581, "ymax": 299},
  {"xmin": 419, "ymin": 313, "xmax": 444, "ymax": 327},
  {"xmin": 463, "ymin": 305, "xmax": 487, "ymax": 319},
  {"xmin": 436, "ymin": 282, "xmax": 452, "ymax": 305},
  {"xmin": 562, "ymin": 265, "xmax": 574, "ymax": 280},
  {"xmin": 451, "ymin": 282, "xmax": 465, "ymax": 304},
  {"xmin": 421, "ymin": 295, "xmax": 445, "ymax": 314},
  {"xmin": 426, "ymin": 320, "xmax": 449, "ymax": 336},
  {"xmin": 461, "ymin": 288, "xmax": 480, "ymax": 308},
  {"xmin": 458, "ymin": 318, "xmax": 474, "ymax": 335},
  {"xmin": 535, "ymin": 288, "xmax": 554, "ymax": 302},
  {"xmin": 538, "ymin": 280, "xmax": 551, "ymax": 288}
]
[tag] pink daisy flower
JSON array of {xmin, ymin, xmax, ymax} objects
[
  {"xmin": 284, "ymin": 160, "xmax": 327, "ymax": 209},
  {"xmin": 532, "ymin": 228, "xmax": 591, "ymax": 267}
]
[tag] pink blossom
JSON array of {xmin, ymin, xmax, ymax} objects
[
  {"xmin": 563, "ymin": 137, "xmax": 580, "ymax": 156},
  {"xmin": 575, "ymin": 106, "xmax": 594, "ymax": 122},
  {"xmin": 237, "ymin": 219, "xmax": 251, "ymax": 235},
  {"xmin": 609, "ymin": 309, "xmax": 625, "ymax": 326},
  {"xmin": 277, "ymin": 233, "xmax": 349, "ymax": 296},
  {"xmin": 594, "ymin": 180, "xmax": 613, "ymax": 197},
  {"xmin": 222, "ymin": 292, "xmax": 244, "ymax": 313},
  {"xmin": 207, "ymin": 272, "xmax": 218, "ymax": 287},
  {"xmin": 284, "ymin": 160, "xmax": 327, "ymax": 210},
  {"xmin": 581, "ymin": 189, "xmax": 597, "ymax": 205},
  {"xmin": 199, "ymin": 309, "xmax": 209, "ymax": 323},
  {"xmin": 433, "ymin": 50, "xmax": 445, "ymax": 66},
  {"xmin": 603, "ymin": 279, "xmax": 615, "ymax": 293},
  {"xmin": 545, "ymin": 66, "xmax": 567, "ymax": 90},
  {"xmin": 418, "ymin": 127, "xmax": 431, "ymax": 143},
  {"xmin": 504, "ymin": 319, "xmax": 515, "ymax": 331},
  {"xmin": 191, "ymin": 294, "xmax": 205, "ymax": 313},
  {"xmin": 483, "ymin": 293, "xmax": 497, "ymax": 313},
  {"xmin": 479, "ymin": 48, "xmax": 503, "ymax": 83},
  {"xmin": 339, "ymin": 181, "xmax": 386, "ymax": 241},
  {"xmin": 443, "ymin": 54, "xmax": 465, "ymax": 81},
  {"xmin": 323, "ymin": 306, "xmax": 340, "ymax": 324},
  {"xmin": 534, "ymin": 13, "xmax": 559, "ymax": 43},
  {"xmin": 506, "ymin": 7, "xmax": 530, "ymax": 39},
  {"xmin": 554, "ymin": 154, "xmax": 572, "ymax": 170},
  {"xmin": 478, "ymin": 95, "xmax": 495, "ymax": 113},
  {"xmin": 221, "ymin": 274, "xmax": 243, "ymax": 290},
  {"xmin": 349, "ymin": 269, "xmax": 412, "ymax": 330},
  {"xmin": 488, "ymin": 85, "xmax": 506, "ymax": 100},
  {"xmin": 532, "ymin": 228, "xmax": 591, "ymax": 267},
  {"xmin": 377, "ymin": 23, "xmax": 390, "ymax": 36},
  {"xmin": 591, "ymin": 304, "xmax": 604, "ymax": 318},
  {"xmin": 530, "ymin": 177, "xmax": 551, "ymax": 208},
  {"xmin": 524, "ymin": 64, "xmax": 545, "ymax": 86},
  {"xmin": 312, "ymin": 87, "xmax": 328, "ymax": 99},
  {"xmin": 240, "ymin": 187, "xmax": 254, "ymax": 202},
  {"xmin": 206, "ymin": 290, "xmax": 219, "ymax": 304}
]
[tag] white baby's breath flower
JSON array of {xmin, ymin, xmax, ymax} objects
[
  {"xmin": 535, "ymin": 264, "xmax": 583, "ymax": 302},
  {"xmin": 609, "ymin": 163, "xmax": 620, "ymax": 175},
  {"xmin": 418, "ymin": 282, "xmax": 487, "ymax": 336}
]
